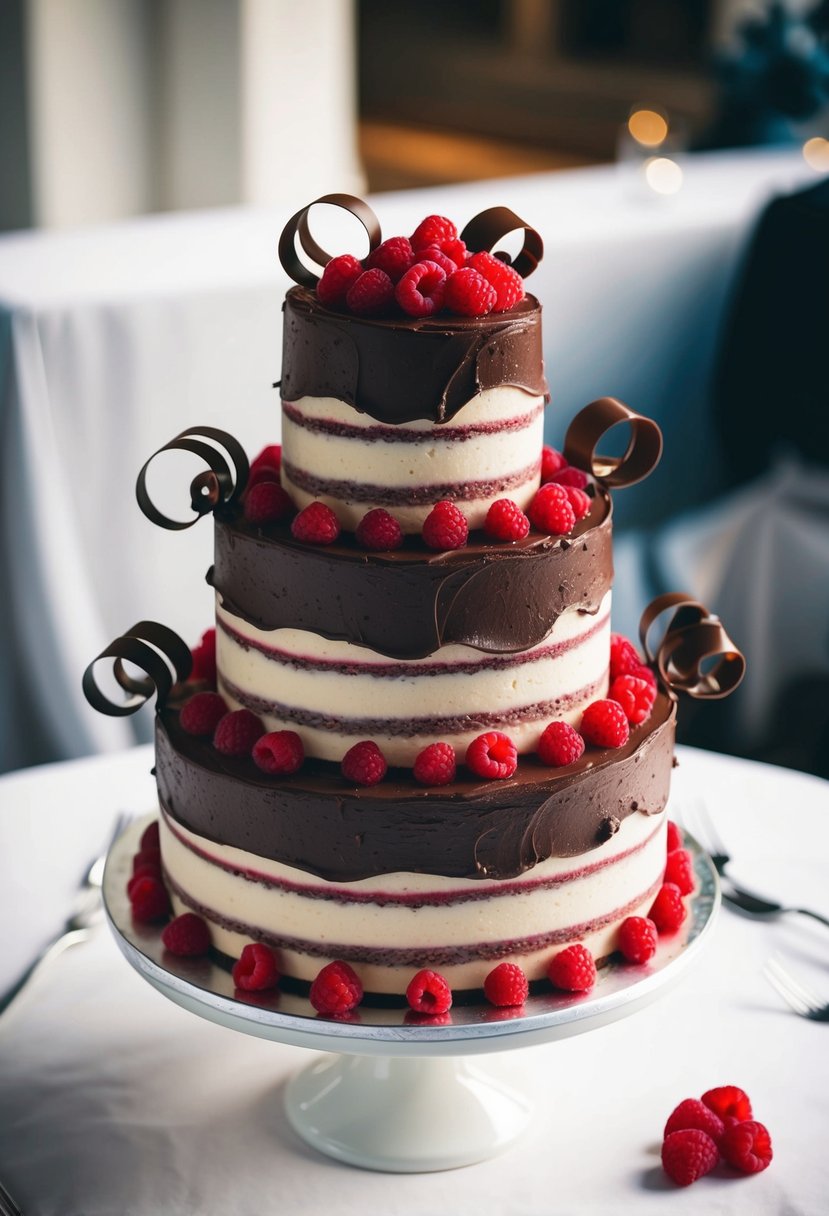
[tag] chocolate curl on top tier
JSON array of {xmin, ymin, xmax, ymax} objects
[
  {"xmin": 136, "ymin": 427, "xmax": 249, "ymax": 531},
  {"xmin": 460, "ymin": 206, "xmax": 543, "ymax": 279},
  {"xmin": 563, "ymin": 398, "xmax": 663, "ymax": 488},
  {"xmin": 640, "ymin": 594, "xmax": 746, "ymax": 700},
  {"xmin": 278, "ymin": 194, "xmax": 381, "ymax": 287},
  {"xmin": 83, "ymin": 622, "xmax": 191, "ymax": 717}
]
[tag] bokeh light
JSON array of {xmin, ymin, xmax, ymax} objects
[
  {"xmin": 644, "ymin": 156, "xmax": 684, "ymax": 194},
  {"xmin": 802, "ymin": 137, "xmax": 829, "ymax": 171},
  {"xmin": 628, "ymin": 109, "xmax": 669, "ymax": 148}
]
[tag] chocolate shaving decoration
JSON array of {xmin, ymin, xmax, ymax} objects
[
  {"xmin": 278, "ymin": 194, "xmax": 382, "ymax": 288},
  {"xmin": 563, "ymin": 397, "xmax": 663, "ymax": 488},
  {"xmin": 136, "ymin": 427, "xmax": 249, "ymax": 531},
  {"xmin": 639, "ymin": 593, "xmax": 746, "ymax": 700},
  {"xmin": 83, "ymin": 622, "xmax": 192, "ymax": 717},
  {"xmin": 460, "ymin": 206, "xmax": 543, "ymax": 279}
]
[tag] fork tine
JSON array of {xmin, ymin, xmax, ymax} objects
[
  {"xmin": 766, "ymin": 958, "xmax": 824, "ymax": 1009},
  {"xmin": 764, "ymin": 958, "xmax": 823, "ymax": 1015},
  {"xmin": 765, "ymin": 967, "xmax": 812, "ymax": 1016},
  {"xmin": 690, "ymin": 799, "xmax": 728, "ymax": 859}
]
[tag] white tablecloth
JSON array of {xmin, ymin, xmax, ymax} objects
[{"xmin": 0, "ymin": 745, "xmax": 827, "ymax": 1214}]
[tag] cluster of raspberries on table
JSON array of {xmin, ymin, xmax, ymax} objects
[
  {"xmin": 661, "ymin": 1086, "xmax": 773, "ymax": 1185},
  {"xmin": 314, "ymin": 213, "xmax": 526, "ymax": 319}
]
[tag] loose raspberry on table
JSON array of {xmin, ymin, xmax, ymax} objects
[
  {"xmin": 365, "ymin": 235, "xmax": 415, "ymax": 283},
  {"xmin": 310, "ymin": 960, "xmax": 363, "ymax": 1015},
  {"xmin": 291, "ymin": 500, "xmax": 341, "ymax": 545},
  {"xmin": 541, "ymin": 446, "xmax": 568, "ymax": 482},
  {"xmin": 341, "ymin": 740, "xmax": 387, "ymax": 786},
  {"xmin": 161, "ymin": 913, "xmax": 211, "ymax": 956},
  {"xmin": 233, "ymin": 942, "xmax": 280, "ymax": 991},
  {"xmin": 649, "ymin": 882, "xmax": 687, "ymax": 933},
  {"xmin": 467, "ymin": 250, "xmax": 525, "ymax": 312},
  {"xmin": 413, "ymin": 741, "xmax": 457, "ymax": 786},
  {"xmin": 406, "ymin": 969, "xmax": 453, "ymax": 1015},
  {"xmin": 466, "ymin": 731, "xmax": 518, "ymax": 780},
  {"xmin": 180, "ymin": 692, "xmax": 228, "ymax": 737},
  {"xmin": 444, "ymin": 267, "xmax": 497, "ymax": 316},
  {"xmin": 666, "ymin": 820, "xmax": 683, "ymax": 852},
  {"xmin": 665, "ymin": 847, "xmax": 695, "ymax": 895},
  {"xmin": 355, "ymin": 507, "xmax": 403, "ymax": 551},
  {"xmin": 129, "ymin": 874, "xmax": 170, "ymax": 922},
  {"xmin": 720, "ymin": 1120, "xmax": 773, "ymax": 1173},
  {"xmin": 410, "ymin": 214, "xmax": 457, "ymax": 252},
  {"xmin": 213, "ymin": 709, "xmax": 265, "ymax": 757},
  {"xmin": 418, "ymin": 244, "xmax": 459, "ymax": 276},
  {"xmin": 549, "ymin": 465, "xmax": 589, "ymax": 490},
  {"xmin": 609, "ymin": 633, "xmax": 644, "ymax": 680},
  {"xmin": 617, "ymin": 915, "xmax": 658, "ymax": 964},
  {"xmin": 243, "ymin": 480, "xmax": 294, "ymax": 525},
  {"xmin": 422, "ymin": 500, "xmax": 468, "ymax": 550},
  {"xmin": 581, "ymin": 699, "xmax": 630, "ymax": 749},
  {"xmin": 664, "ymin": 1098, "xmax": 725, "ymax": 1143},
  {"xmin": 317, "ymin": 254, "xmax": 363, "ymax": 308},
  {"xmin": 661, "ymin": 1129, "xmax": 719, "ymax": 1187},
  {"xmin": 528, "ymin": 483, "xmax": 577, "ymax": 535},
  {"xmin": 252, "ymin": 730, "xmax": 304, "ymax": 776},
  {"xmin": 190, "ymin": 628, "xmax": 217, "ymax": 685},
  {"xmin": 701, "ymin": 1085, "xmax": 753, "ymax": 1123},
  {"xmin": 562, "ymin": 484, "xmax": 592, "ymax": 521},
  {"xmin": 346, "ymin": 267, "xmax": 395, "ymax": 316},
  {"xmin": 484, "ymin": 498, "xmax": 530, "ymax": 542},
  {"xmin": 395, "ymin": 260, "xmax": 447, "ymax": 317},
  {"xmin": 140, "ymin": 821, "xmax": 160, "ymax": 853},
  {"xmin": 547, "ymin": 943, "xmax": 596, "ymax": 992},
  {"xmin": 538, "ymin": 721, "xmax": 585, "ymax": 767},
  {"xmin": 484, "ymin": 962, "xmax": 529, "ymax": 1007},
  {"xmin": 608, "ymin": 674, "xmax": 656, "ymax": 725}
]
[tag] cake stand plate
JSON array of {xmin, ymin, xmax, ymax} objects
[{"xmin": 104, "ymin": 818, "xmax": 718, "ymax": 1172}]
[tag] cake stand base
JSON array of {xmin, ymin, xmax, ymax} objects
[{"xmin": 284, "ymin": 1052, "xmax": 531, "ymax": 1172}]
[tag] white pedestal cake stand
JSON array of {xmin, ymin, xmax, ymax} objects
[{"xmin": 104, "ymin": 818, "xmax": 718, "ymax": 1173}]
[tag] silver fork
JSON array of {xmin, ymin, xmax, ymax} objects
[
  {"xmin": 764, "ymin": 956, "xmax": 829, "ymax": 1022},
  {"xmin": 682, "ymin": 800, "xmax": 829, "ymax": 930},
  {"xmin": 0, "ymin": 811, "xmax": 132, "ymax": 1017}
]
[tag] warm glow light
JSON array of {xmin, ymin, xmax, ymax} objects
[
  {"xmin": 644, "ymin": 157, "xmax": 683, "ymax": 195},
  {"xmin": 803, "ymin": 136, "xmax": 829, "ymax": 171},
  {"xmin": 628, "ymin": 109, "xmax": 669, "ymax": 147}
]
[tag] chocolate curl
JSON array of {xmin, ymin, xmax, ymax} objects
[
  {"xmin": 639, "ymin": 593, "xmax": 746, "ymax": 700},
  {"xmin": 460, "ymin": 206, "xmax": 543, "ymax": 279},
  {"xmin": 136, "ymin": 427, "xmax": 249, "ymax": 531},
  {"xmin": 278, "ymin": 194, "xmax": 382, "ymax": 288},
  {"xmin": 563, "ymin": 397, "xmax": 663, "ymax": 488},
  {"xmin": 83, "ymin": 622, "xmax": 192, "ymax": 717}
]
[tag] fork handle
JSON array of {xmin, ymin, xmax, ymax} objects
[
  {"xmin": 0, "ymin": 928, "xmax": 92, "ymax": 1017},
  {"xmin": 794, "ymin": 907, "xmax": 829, "ymax": 930}
]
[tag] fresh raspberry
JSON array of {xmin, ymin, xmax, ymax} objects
[
  {"xmin": 418, "ymin": 245, "xmax": 458, "ymax": 276},
  {"xmin": 252, "ymin": 730, "xmax": 304, "ymax": 776},
  {"xmin": 465, "ymin": 731, "xmax": 518, "ymax": 780},
  {"xmin": 665, "ymin": 847, "xmax": 695, "ymax": 895},
  {"xmin": 346, "ymin": 267, "xmax": 395, "ymax": 316},
  {"xmin": 395, "ymin": 260, "xmax": 447, "ymax": 317},
  {"xmin": 538, "ymin": 721, "xmax": 585, "ymax": 767},
  {"xmin": 484, "ymin": 963, "xmax": 529, "ymax": 1007},
  {"xmin": 232, "ymin": 942, "xmax": 280, "ymax": 991},
  {"xmin": 410, "ymin": 214, "xmax": 457, "ymax": 252},
  {"xmin": 581, "ymin": 699, "xmax": 630, "ymax": 748},
  {"xmin": 132, "ymin": 846, "xmax": 161, "ymax": 874},
  {"xmin": 720, "ymin": 1120, "xmax": 773, "ymax": 1173},
  {"xmin": 609, "ymin": 633, "xmax": 644, "ymax": 680},
  {"xmin": 127, "ymin": 864, "xmax": 162, "ymax": 897},
  {"xmin": 249, "ymin": 444, "xmax": 282, "ymax": 479},
  {"xmin": 467, "ymin": 250, "xmax": 525, "ymax": 311},
  {"xmin": 664, "ymin": 1098, "xmax": 725, "ymax": 1143},
  {"xmin": 649, "ymin": 882, "xmax": 687, "ymax": 933},
  {"xmin": 666, "ymin": 820, "xmax": 683, "ymax": 852},
  {"xmin": 441, "ymin": 237, "xmax": 468, "ymax": 265},
  {"xmin": 140, "ymin": 821, "xmax": 160, "ymax": 852},
  {"xmin": 365, "ymin": 235, "xmax": 415, "ymax": 283},
  {"xmin": 413, "ymin": 742, "xmax": 457, "ymax": 786},
  {"xmin": 608, "ymin": 674, "xmax": 657, "ymax": 725},
  {"xmin": 317, "ymin": 254, "xmax": 362, "ymax": 308},
  {"xmin": 632, "ymin": 662, "xmax": 657, "ymax": 690},
  {"xmin": 341, "ymin": 740, "xmax": 387, "ymax": 786},
  {"xmin": 528, "ymin": 483, "xmax": 576, "ymax": 535},
  {"xmin": 310, "ymin": 960, "xmax": 363, "ymax": 1014},
  {"xmin": 180, "ymin": 691, "xmax": 229, "ymax": 737},
  {"xmin": 406, "ymin": 969, "xmax": 453, "ymax": 1015},
  {"xmin": 190, "ymin": 628, "xmax": 217, "ymax": 684},
  {"xmin": 355, "ymin": 508, "xmax": 403, "ymax": 551},
  {"xmin": 291, "ymin": 500, "xmax": 341, "ymax": 545},
  {"xmin": 550, "ymin": 465, "xmax": 590, "ymax": 490},
  {"xmin": 661, "ymin": 1129, "xmax": 719, "ymax": 1187},
  {"xmin": 484, "ymin": 498, "xmax": 530, "ymax": 542},
  {"xmin": 541, "ymin": 446, "xmax": 568, "ymax": 482},
  {"xmin": 444, "ymin": 267, "xmax": 497, "ymax": 316},
  {"xmin": 547, "ymin": 943, "xmax": 597, "ymax": 992},
  {"xmin": 563, "ymin": 484, "xmax": 592, "ymax": 521},
  {"xmin": 701, "ymin": 1085, "xmax": 753, "ymax": 1123},
  {"xmin": 129, "ymin": 874, "xmax": 170, "ymax": 922},
  {"xmin": 422, "ymin": 500, "xmax": 468, "ymax": 550},
  {"xmin": 243, "ymin": 480, "xmax": 294, "ymax": 525},
  {"xmin": 161, "ymin": 912, "xmax": 210, "ymax": 956},
  {"xmin": 617, "ymin": 915, "xmax": 658, "ymax": 964},
  {"xmin": 213, "ymin": 709, "xmax": 265, "ymax": 757}
]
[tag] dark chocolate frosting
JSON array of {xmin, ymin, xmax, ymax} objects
[
  {"xmin": 155, "ymin": 694, "xmax": 675, "ymax": 883},
  {"xmin": 209, "ymin": 492, "xmax": 613, "ymax": 660},
  {"xmin": 280, "ymin": 287, "xmax": 549, "ymax": 425}
]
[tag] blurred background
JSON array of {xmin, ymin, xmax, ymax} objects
[{"xmin": 1, "ymin": 0, "xmax": 827, "ymax": 777}]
